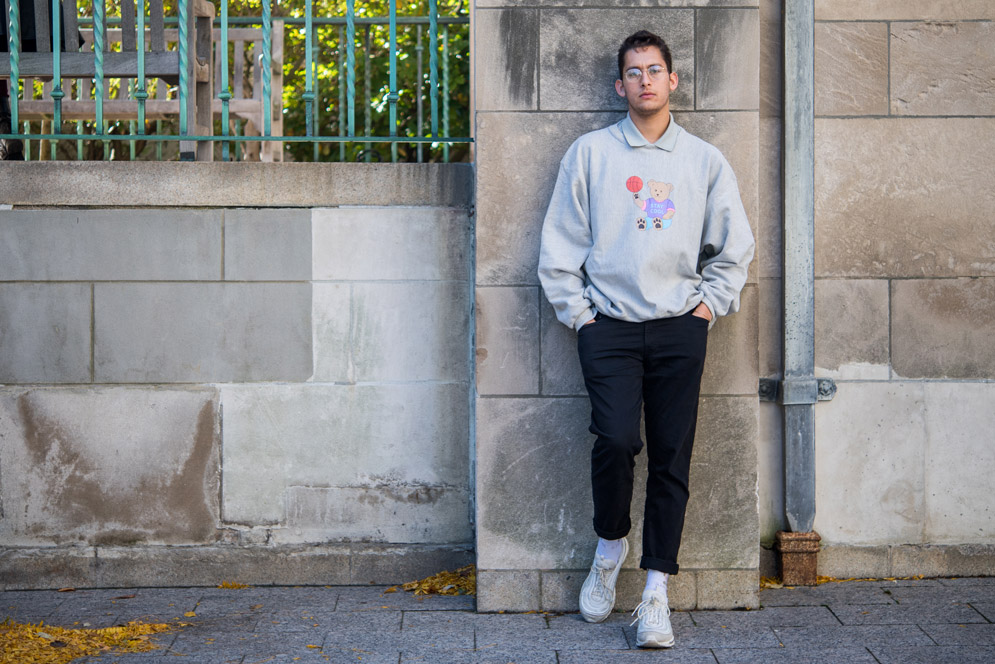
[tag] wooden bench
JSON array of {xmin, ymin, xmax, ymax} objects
[{"xmin": 1, "ymin": 0, "xmax": 215, "ymax": 160}]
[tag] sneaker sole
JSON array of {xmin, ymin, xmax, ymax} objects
[{"xmin": 636, "ymin": 635, "xmax": 675, "ymax": 648}]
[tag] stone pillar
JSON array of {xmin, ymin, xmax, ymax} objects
[{"xmin": 473, "ymin": 1, "xmax": 762, "ymax": 611}]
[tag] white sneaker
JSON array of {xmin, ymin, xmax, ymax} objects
[
  {"xmin": 578, "ymin": 538, "xmax": 628, "ymax": 623},
  {"xmin": 631, "ymin": 588, "xmax": 674, "ymax": 648}
]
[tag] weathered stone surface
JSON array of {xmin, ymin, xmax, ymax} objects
[
  {"xmin": 475, "ymin": 397, "xmax": 594, "ymax": 569},
  {"xmin": 891, "ymin": 544, "xmax": 995, "ymax": 578},
  {"xmin": 758, "ymin": 117, "xmax": 782, "ymax": 279},
  {"xmin": 758, "ymin": 400, "xmax": 785, "ymax": 543},
  {"xmin": 680, "ymin": 397, "xmax": 760, "ymax": 569},
  {"xmin": 760, "ymin": 0, "xmax": 782, "ymax": 118},
  {"xmin": 700, "ymin": 284, "xmax": 759, "ymax": 396},
  {"xmin": 538, "ymin": 570, "xmax": 585, "ymax": 612},
  {"xmin": 815, "ymin": 0, "xmax": 995, "ymax": 20},
  {"xmin": 220, "ymin": 383, "xmax": 469, "ymax": 526},
  {"xmin": 0, "ymin": 162, "xmax": 474, "ymax": 208},
  {"xmin": 312, "ymin": 207, "xmax": 470, "ymax": 282},
  {"xmin": 815, "ymin": 118, "xmax": 995, "ymax": 278},
  {"xmin": 476, "ymin": 287, "xmax": 540, "ymax": 395},
  {"xmin": 0, "ymin": 547, "xmax": 97, "ymax": 590},
  {"xmin": 758, "ymin": 278, "xmax": 782, "ymax": 377},
  {"xmin": 617, "ymin": 568, "xmax": 696, "ymax": 611},
  {"xmin": 0, "ymin": 388, "xmax": 220, "ymax": 546},
  {"xmin": 813, "ymin": 382, "xmax": 926, "ymax": 545},
  {"xmin": 540, "ymin": 300, "xmax": 585, "ymax": 396},
  {"xmin": 475, "ymin": 111, "xmax": 615, "ymax": 286},
  {"xmin": 352, "ymin": 281, "xmax": 470, "ymax": 382},
  {"xmin": 696, "ymin": 570, "xmax": 760, "ymax": 609},
  {"xmin": 538, "ymin": 9, "xmax": 694, "ymax": 112},
  {"xmin": 815, "ymin": 22, "xmax": 889, "ymax": 116},
  {"xmin": 0, "ymin": 209, "xmax": 221, "ymax": 281},
  {"xmin": 815, "ymin": 278, "xmax": 890, "ymax": 379},
  {"xmin": 285, "ymin": 485, "xmax": 472, "ymax": 544},
  {"xmin": 891, "ymin": 22, "xmax": 995, "ymax": 116},
  {"xmin": 477, "ymin": 570, "xmax": 541, "ymax": 612},
  {"xmin": 94, "ymin": 283, "xmax": 312, "ymax": 383},
  {"xmin": 0, "ymin": 284, "xmax": 91, "ymax": 384},
  {"xmin": 480, "ymin": 0, "xmax": 755, "ymax": 7},
  {"xmin": 474, "ymin": 9, "xmax": 538, "ymax": 111},
  {"xmin": 922, "ymin": 383, "xmax": 995, "ymax": 543},
  {"xmin": 351, "ymin": 544, "xmax": 474, "ymax": 585},
  {"xmin": 311, "ymin": 283, "xmax": 352, "ymax": 382},
  {"xmin": 223, "ymin": 208, "xmax": 311, "ymax": 281},
  {"xmin": 892, "ymin": 278, "xmax": 995, "ymax": 379},
  {"xmin": 817, "ymin": 545, "xmax": 891, "ymax": 579},
  {"xmin": 696, "ymin": 9, "xmax": 760, "ymax": 111}
]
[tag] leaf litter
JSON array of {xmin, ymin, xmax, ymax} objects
[
  {"xmin": 0, "ymin": 618, "xmax": 176, "ymax": 664},
  {"xmin": 385, "ymin": 564, "xmax": 476, "ymax": 596}
]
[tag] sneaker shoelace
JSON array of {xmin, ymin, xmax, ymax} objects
[
  {"xmin": 629, "ymin": 595, "xmax": 670, "ymax": 627},
  {"xmin": 591, "ymin": 558, "xmax": 615, "ymax": 600}
]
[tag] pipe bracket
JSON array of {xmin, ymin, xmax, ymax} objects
[{"xmin": 758, "ymin": 378, "xmax": 836, "ymax": 403}]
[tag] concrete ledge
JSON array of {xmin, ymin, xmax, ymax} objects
[
  {"xmin": 0, "ymin": 544, "xmax": 474, "ymax": 590},
  {"xmin": 0, "ymin": 163, "xmax": 474, "ymax": 208},
  {"xmin": 763, "ymin": 543, "xmax": 995, "ymax": 580}
]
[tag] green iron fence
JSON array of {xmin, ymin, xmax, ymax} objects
[{"xmin": 1, "ymin": 0, "xmax": 470, "ymax": 161}]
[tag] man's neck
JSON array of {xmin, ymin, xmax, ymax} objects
[{"xmin": 629, "ymin": 109, "xmax": 671, "ymax": 144}]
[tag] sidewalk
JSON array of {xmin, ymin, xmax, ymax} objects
[{"xmin": 3, "ymin": 577, "xmax": 994, "ymax": 663}]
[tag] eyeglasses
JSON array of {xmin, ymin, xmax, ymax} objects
[{"xmin": 623, "ymin": 65, "xmax": 668, "ymax": 82}]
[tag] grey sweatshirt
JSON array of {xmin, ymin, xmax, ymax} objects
[{"xmin": 538, "ymin": 114, "xmax": 755, "ymax": 331}]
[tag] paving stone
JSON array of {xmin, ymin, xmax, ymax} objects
[
  {"xmin": 771, "ymin": 625, "xmax": 935, "ymax": 648},
  {"xmin": 690, "ymin": 605, "xmax": 839, "ymax": 628},
  {"xmin": 560, "ymin": 650, "xmax": 719, "ymax": 663},
  {"xmin": 759, "ymin": 584, "xmax": 896, "ymax": 607},
  {"xmin": 0, "ymin": 590, "xmax": 65, "ymax": 621},
  {"xmin": 629, "ymin": 623, "xmax": 779, "ymax": 649},
  {"xmin": 886, "ymin": 585, "xmax": 995, "ymax": 606},
  {"xmin": 869, "ymin": 646, "xmax": 995, "ymax": 664},
  {"xmin": 940, "ymin": 578, "xmax": 995, "ymax": 588},
  {"xmin": 335, "ymin": 586, "xmax": 474, "ymax": 612},
  {"xmin": 969, "ymin": 602, "xmax": 995, "ymax": 622},
  {"xmin": 714, "ymin": 648, "xmax": 877, "ymax": 664},
  {"xmin": 920, "ymin": 623, "xmax": 995, "ymax": 646},
  {"xmin": 404, "ymin": 648, "xmax": 556, "ymax": 664},
  {"xmin": 830, "ymin": 602, "xmax": 987, "ymax": 625}
]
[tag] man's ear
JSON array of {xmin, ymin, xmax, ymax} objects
[
  {"xmin": 615, "ymin": 79, "xmax": 626, "ymax": 98},
  {"xmin": 669, "ymin": 71, "xmax": 679, "ymax": 91}
]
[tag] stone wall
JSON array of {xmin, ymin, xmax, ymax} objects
[
  {"xmin": 473, "ymin": 1, "xmax": 762, "ymax": 610},
  {"xmin": 0, "ymin": 163, "xmax": 475, "ymax": 589},
  {"xmin": 758, "ymin": 0, "xmax": 995, "ymax": 576}
]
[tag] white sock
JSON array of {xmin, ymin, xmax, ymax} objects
[
  {"xmin": 595, "ymin": 538, "xmax": 624, "ymax": 564},
  {"xmin": 645, "ymin": 570, "xmax": 668, "ymax": 596}
]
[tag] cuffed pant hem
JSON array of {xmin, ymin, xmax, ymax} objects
[
  {"xmin": 593, "ymin": 522, "xmax": 631, "ymax": 541},
  {"xmin": 640, "ymin": 556, "xmax": 679, "ymax": 574}
]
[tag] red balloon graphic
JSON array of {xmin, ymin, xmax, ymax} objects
[{"xmin": 626, "ymin": 176, "xmax": 643, "ymax": 193}]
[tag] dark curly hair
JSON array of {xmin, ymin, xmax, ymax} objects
[{"xmin": 617, "ymin": 30, "xmax": 673, "ymax": 79}]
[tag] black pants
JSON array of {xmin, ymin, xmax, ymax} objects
[{"xmin": 577, "ymin": 310, "xmax": 708, "ymax": 574}]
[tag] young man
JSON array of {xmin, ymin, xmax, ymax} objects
[{"xmin": 537, "ymin": 30, "xmax": 754, "ymax": 647}]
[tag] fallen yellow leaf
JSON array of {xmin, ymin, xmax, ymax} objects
[{"xmin": 183, "ymin": 612, "xmax": 197, "ymax": 618}]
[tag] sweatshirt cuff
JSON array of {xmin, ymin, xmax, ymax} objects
[
  {"xmin": 574, "ymin": 309, "xmax": 596, "ymax": 331},
  {"xmin": 699, "ymin": 296, "xmax": 717, "ymax": 330}
]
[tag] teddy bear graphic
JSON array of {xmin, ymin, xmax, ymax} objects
[{"xmin": 626, "ymin": 177, "xmax": 676, "ymax": 230}]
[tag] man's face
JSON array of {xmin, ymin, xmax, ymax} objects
[{"xmin": 614, "ymin": 46, "xmax": 679, "ymax": 117}]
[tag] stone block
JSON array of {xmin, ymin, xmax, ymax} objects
[
  {"xmin": 680, "ymin": 397, "xmax": 760, "ymax": 569},
  {"xmin": 815, "ymin": 22, "xmax": 889, "ymax": 116},
  {"xmin": 220, "ymin": 383, "xmax": 469, "ymax": 526},
  {"xmin": 284, "ymin": 485, "xmax": 472, "ymax": 544},
  {"xmin": 475, "ymin": 397, "xmax": 594, "ymax": 569},
  {"xmin": 349, "ymin": 544, "xmax": 474, "ymax": 585},
  {"xmin": 311, "ymin": 283, "xmax": 352, "ymax": 382},
  {"xmin": 312, "ymin": 207, "xmax": 470, "ymax": 282},
  {"xmin": 618, "ymin": 568, "xmax": 696, "ymax": 611},
  {"xmin": 758, "ymin": 117, "xmax": 782, "ymax": 279},
  {"xmin": 477, "ymin": 570, "xmax": 540, "ymax": 613},
  {"xmin": 892, "ymin": 278, "xmax": 995, "ymax": 379},
  {"xmin": 538, "ymin": 9, "xmax": 694, "ymax": 112},
  {"xmin": 676, "ymin": 111, "xmax": 760, "ymax": 238},
  {"xmin": 696, "ymin": 9, "xmax": 760, "ymax": 111},
  {"xmin": 539, "ymin": 570, "xmax": 585, "ymax": 612},
  {"xmin": 0, "ymin": 547, "xmax": 97, "ymax": 590},
  {"xmin": 0, "ymin": 388, "xmax": 220, "ymax": 546},
  {"xmin": 476, "ymin": 287, "xmax": 540, "ymax": 395},
  {"xmin": 479, "ymin": 0, "xmax": 755, "ymax": 6},
  {"xmin": 0, "ymin": 209, "xmax": 221, "ymax": 281},
  {"xmin": 352, "ymin": 281, "xmax": 470, "ymax": 382},
  {"xmin": 891, "ymin": 22, "xmax": 995, "ymax": 116},
  {"xmin": 815, "ymin": 279, "xmax": 890, "ymax": 380},
  {"xmin": 813, "ymin": 382, "xmax": 927, "ymax": 545},
  {"xmin": 758, "ymin": 400, "xmax": 785, "ymax": 543},
  {"xmin": 701, "ymin": 284, "xmax": 759, "ymax": 396},
  {"xmin": 475, "ymin": 111, "xmax": 615, "ymax": 286},
  {"xmin": 540, "ymin": 300, "xmax": 585, "ymax": 396},
  {"xmin": 890, "ymin": 544, "xmax": 995, "ymax": 578},
  {"xmin": 760, "ymin": 0, "xmax": 782, "ymax": 118},
  {"xmin": 817, "ymin": 545, "xmax": 891, "ymax": 579},
  {"xmin": 815, "ymin": 118, "xmax": 995, "ymax": 278},
  {"xmin": 94, "ymin": 282, "xmax": 312, "ymax": 383},
  {"xmin": 922, "ymin": 383, "xmax": 995, "ymax": 543},
  {"xmin": 816, "ymin": 0, "xmax": 995, "ymax": 20},
  {"xmin": 0, "ymin": 284, "xmax": 91, "ymax": 383},
  {"xmin": 696, "ymin": 569, "xmax": 760, "ymax": 609},
  {"xmin": 758, "ymin": 278, "xmax": 782, "ymax": 377},
  {"xmin": 474, "ymin": 9, "xmax": 538, "ymax": 111},
  {"xmin": 223, "ymin": 208, "xmax": 311, "ymax": 281}
]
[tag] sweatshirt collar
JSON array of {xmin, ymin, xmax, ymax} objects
[{"xmin": 619, "ymin": 113, "xmax": 681, "ymax": 151}]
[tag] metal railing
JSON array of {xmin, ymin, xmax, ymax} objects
[{"xmin": 1, "ymin": 0, "xmax": 470, "ymax": 161}]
